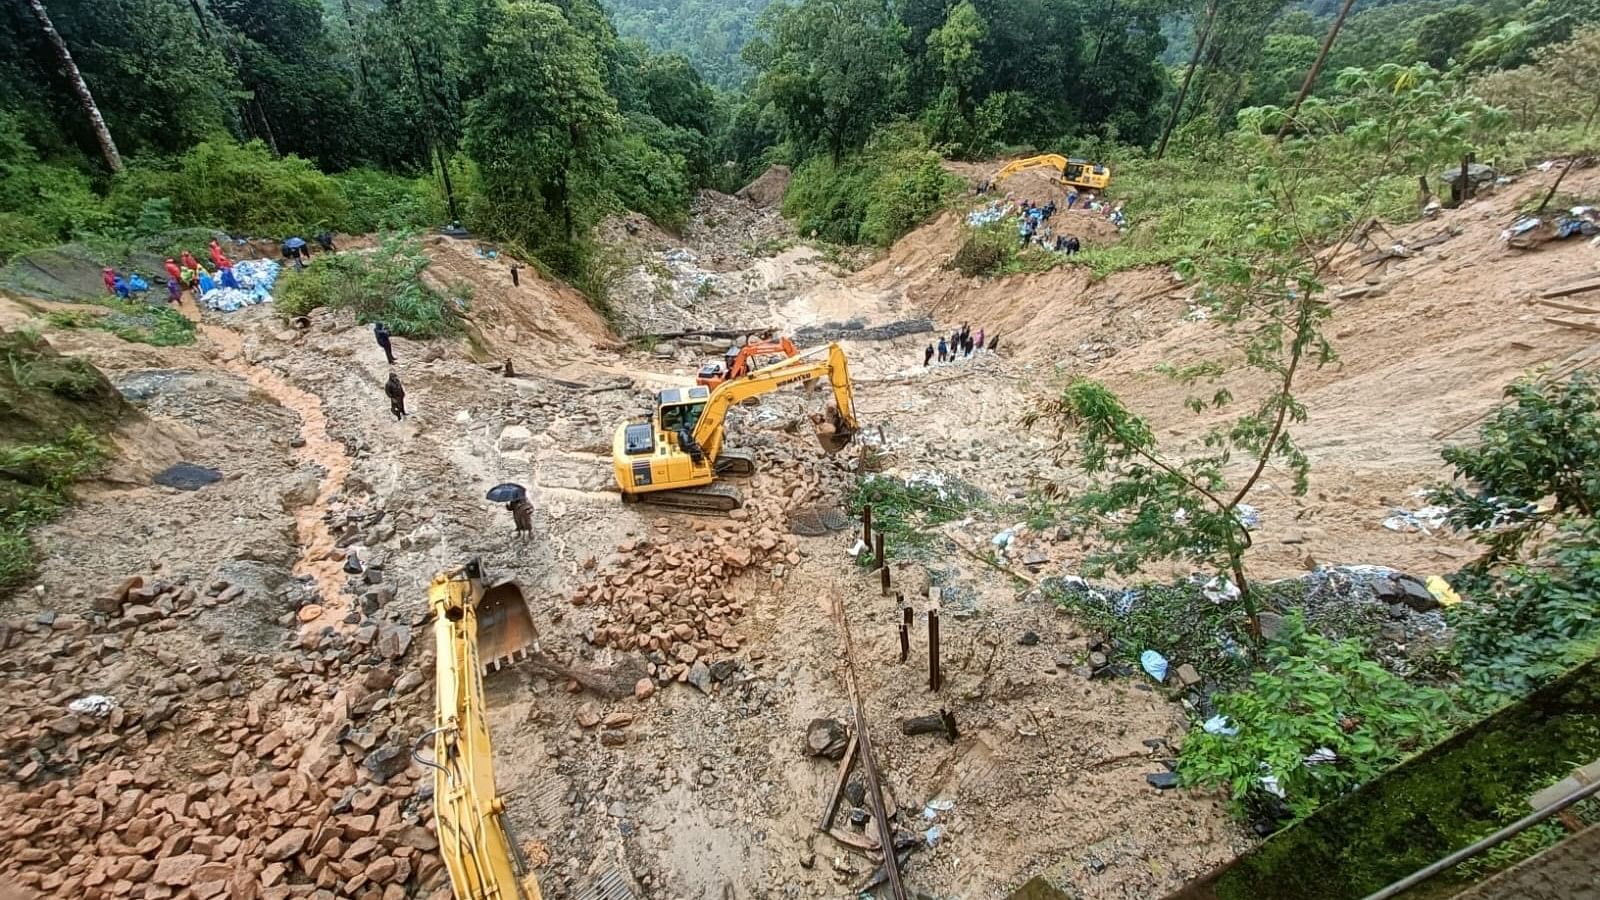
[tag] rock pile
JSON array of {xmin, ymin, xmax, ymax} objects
[
  {"xmin": 1, "ymin": 573, "xmax": 445, "ymax": 900},
  {"xmin": 571, "ymin": 506, "xmax": 800, "ymax": 684}
]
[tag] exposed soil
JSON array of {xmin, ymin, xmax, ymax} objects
[{"xmin": 1, "ymin": 159, "xmax": 1597, "ymax": 900}]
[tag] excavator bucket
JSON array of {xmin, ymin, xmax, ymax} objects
[
  {"xmin": 814, "ymin": 405, "xmax": 858, "ymax": 455},
  {"xmin": 476, "ymin": 578, "xmax": 537, "ymax": 674}
]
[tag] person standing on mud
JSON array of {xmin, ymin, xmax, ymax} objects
[
  {"xmin": 937, "ymin": 337, "xmax": 948, "ymax": 363},
  {"xmin": 924, "ymin": 344, "xmax": 934, "ymax": 367},
  {"xmin": 385, "ymin": 371, "xmax": 407, "ymax": 421},
  {"xmin": 374, "ymin": 322, "xmax": 395, "ymax": 365},
  {"xmin": 508, "ymin": 497, "xmax": 534, "ymax": 538}
]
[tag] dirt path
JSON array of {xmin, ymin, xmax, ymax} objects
[{"xmin": 197, "ymin": 320, "xmax": 353, "ymax": 624}]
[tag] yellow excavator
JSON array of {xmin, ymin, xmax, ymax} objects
[
  {"xmin": 994, "ymin": 154, "xmax": 1112, "ymax": 192},
  {"xmin": 418, "ymin": 562, "xmax": 543, "ymax": 900},
  {"xmin": 613, "ymin": 342, "xmax": 860, "ymax": 512}
]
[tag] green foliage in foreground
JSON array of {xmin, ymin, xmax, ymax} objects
[
  {"xmin": 784, "ymin": 149, "xmax": 961, "ymax": 247},
  {"xmin": 275, "ymin": 234, "xmax": 462, "ymax": 339},
  {"xmin": 1179, "ymin": 616, "xmax": 1457, "ymax": 820},
  {"xmin": 0, "ymin": 425, "xmax": 105, "ymax": 591},
  {"xmin": 46, "ymin": 301, "xmax": 196, "ymax": 347},
  {"xmin": 1431, "ymin": 372, "xmax": 1600, "ymax": 566}
]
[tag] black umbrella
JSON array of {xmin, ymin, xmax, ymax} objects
[{"xmin": 486, "ymin": 482, "xmax": 527, "ymax": 503}]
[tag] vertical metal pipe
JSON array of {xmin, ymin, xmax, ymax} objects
[{"xmin": 929, "ymin": 607, "xmax": 941, "ymax": 692}]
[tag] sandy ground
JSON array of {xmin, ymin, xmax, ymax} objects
[{"xmin": 1, "ymin": 162, "xmax": 1597, "ymax": 900}]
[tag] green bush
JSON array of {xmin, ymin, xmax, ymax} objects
[
  {"xmin": 784, "ymin": 138, "xmax": 961, "ymax": 247},
  {"xmin": 276, "ymin": 233, "xmax": 461, "ymax": 338},
  {"xmin": 112, "ymin": 139, "xmax": 349, "ymax": 236},
  {"xmin": 0, "ymin": 425, "xmax": 105, "ymax": 592},
  {"xmin": 333, "ymin": 168, "xmax": 443, "ymax": 233},
  {"xmin": 946, "ymin": 231, "xmax": 1009, "ymax": 277},
  {"xmin": 1179, "ymin": 615, "xmax": 1457, "ymax": 820},
  {"xmin": 48, "ymin": 301, "xmax": 196, "ymax": 347}
]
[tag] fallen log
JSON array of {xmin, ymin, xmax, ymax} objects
[
  {"xmin": 1536, "ymin": 298, "xmax": 1600, "ymax": 316},
  {"xmin": 900, "ymin": 709, "xmax": 960, "ymax": 743},
  {"xmin": 1544, "ymin": 316, "xmax": 1600, "ymax": 335},
  {"xmin": 1542, "ymin": 278, "xmax": 1600, "ymax": 299}
]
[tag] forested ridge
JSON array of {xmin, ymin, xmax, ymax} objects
[{"xmin": 2, "ymin": 0, "xmax": 1598, "ymax": 287}]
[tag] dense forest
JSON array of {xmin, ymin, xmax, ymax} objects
[{"xmin": 1, "ymin": 0, "xmax": 1598, "ymax": 281}]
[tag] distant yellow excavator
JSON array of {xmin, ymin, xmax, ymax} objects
[
  {"xmin": 420, "ymin": 562, "xmax": 543, "ymax": 900},
  {"xmin": 613, "ymin": 342, "xmax": 860, "ymax": 512},
  {"xmin": 994, "ymin": 154, "xmax": 1112, "ymax": 192}
]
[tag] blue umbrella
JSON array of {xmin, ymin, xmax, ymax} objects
[
  {"xmin": 283, "ymin": 237, "xmax": 307, "ymax": 250},
  {"xmin": 486, "ymin": 483, "xmax": 527, "ymax": 503}
]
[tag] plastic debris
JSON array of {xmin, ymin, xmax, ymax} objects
[
  {"xmin": 1140, "ymin": 649, "xmax": 1169, "ymax": 683},
  {"xmin": 1202, "ymin": 715, "xmax": 1239, "ymax": 736},
  {"xmin": 1382, "ymin": 505, "xmax": 1449, "ymax": 533},
  {"xmin": 1425, "ymin": 575, "xmax": 1461, "ymax": 607},
  {"xmin": 1258, "ymin": 772, "xmax": 1286, "ymax": 799},
  {"xmin": 925, "ymin": 825, "xmax": 946, "ymax": 848},
  {"xmin": 201, "ymin": 258, "xmax": 280, "ymax": 311},
  {"xmin": 1234, "ymin": 503, "xmax": 1261, "ymax": 529},
  {"xmin": 1303, "ymin": 747, "xmax": 1338, "ymax": 766},
  {"xmin": 848, "ymin": 538, "xmax": 868, "ymax": 558},
  {"xmin": 991, "ymin": 529, "xmax": 1014, "ymax": 548},
  {"xmin": 68, "ymin": 695, "xmax": 116, "ymax": 718},
  {"xmin": 1202, "ymin": 575, "xmax": 1240, "ymax": 604},
  {"xmin": 922, "ymin": 798, "xmax": 956, "ymax": 820}
]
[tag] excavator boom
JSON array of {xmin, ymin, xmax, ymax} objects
[
  {"xmin": 427, "ymin": 563, "xmax": 542, "ymax": 900},
  {"xmin": 696, "ymin": 336, "xmax": 800, "ymax": 388}
]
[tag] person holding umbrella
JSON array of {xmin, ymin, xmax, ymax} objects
[
  {"xmin": 487, "ymin": 483, "xmax": 533, "ymax": 538},
  {"xmin": 282, "ymin": 237, "xmax": 308, "ymax": 270}
]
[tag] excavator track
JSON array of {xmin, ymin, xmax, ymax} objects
[
  {"xmin": 628, "ymin": 481, "xmax": 744, "ymax": 513},
  {"xmin": 715, "ymin": 448, "xmax": 757, "ymax": 477}
]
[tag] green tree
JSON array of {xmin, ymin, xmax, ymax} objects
[
  {"xmin": 1408, "ymin": 5, "xmax": 1487, "ymax": 69},
  {"xmin": 746, "ymin": 0, "xmax": 907, "ymax": 163},
  {"xmin": 463, "ymin": 0, "xmax": 620, "ymax": 269}
]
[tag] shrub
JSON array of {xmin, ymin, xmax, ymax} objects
[
  {"xmin": 332, "ymin": 168, "xmax": 443, "ymax": 233},
  {"xmin": 785, "ymin": 138, "xmax": 961, "ymax": 247},
  {"xmin": 1179, "ymin": 615, "xmax": 1456, "ymax": 820},
  {"xmin": 276, "ymin": 233, "xmax": 461, "ymax": 338},
  {"xmin": 1430, "ymin": 372, "xmax": 1600, "ymax": 566},
  {"xmin": 112, "ymin": 140, "xmax": 349, "ymax": 236},
  {"xmin": 0, "ymin": 425, "xmax": 105, "ymax": 592},
  {"xmin": 946, "ymin": 232, "xmax": 1009, "ymax": 277}
]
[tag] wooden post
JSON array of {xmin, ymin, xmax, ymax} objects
[
  {"xmin": 874, "ymin": 531, "xmax": 886, "ymax": 570},
  {"xmin": 928, "ymin": 607, "xmax": 941, "ymax": 692},
  {"xmin": 899, "ymin": 605, "xmax": 911, "ymax": 662},
  {"xmin": 862, "ymin": 505, "xmax": 873, "ymax": 548},
  {"xmin": 880, "ymin": 562, "xmax": 891, "ymax": 596}
]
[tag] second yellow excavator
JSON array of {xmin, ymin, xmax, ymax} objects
[
  {"xmin": 613, "ymin": 342, "xmax": 859, "ymax": 512},
  {"xmin": 994, "ymin": 154, "xmax": 1112, "ymax": 192}
]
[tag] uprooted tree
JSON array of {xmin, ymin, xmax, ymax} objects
[{"xmin": 1025, "ymin": 64, "xmax": 1506, "ymax": 640}]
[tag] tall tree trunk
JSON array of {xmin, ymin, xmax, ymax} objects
[
  {"xmin": 407, "ymin": 40, "xmax": 458, "ymax": 222},
  {"xmin": 1275, "ymin": 0, "xmax": 1356, "ymax": 141},
  {"xmin": 1155, "ymin": 0, "xmax": 1216, "ymax": 160},
  {"xmin": 339, "ymin": 0, "xmax": 372, "ymax": 97},
  {"xmin": 252, "ymin": 98, "xmax": 280, "ymax": 156},
  {"xmin": 187, "ymin": 0, "xmax": 211, "ymax": 40},
  {"xmin": 1091, "ymin": 0, "xmax": 1121, "ymax": 69},
  {"xmin": 25, "ymin": 0, "xmax": 122, "ymax": 172}
]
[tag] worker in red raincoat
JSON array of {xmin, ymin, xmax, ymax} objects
[
  {"xmin": 208, "ymin": 239, "xmax": 232, "ymax": 271},
  {"xmin": 163, "ymin": 258, "xmax": 182, "ymax": 285},
  {"xmin": 181, "ymin": 250, "xmax": 202, "ymax": 275},
  {"xmin": 101, "ymin": 267, "xmax": 118, "ymax": 295}
]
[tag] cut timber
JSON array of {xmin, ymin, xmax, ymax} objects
[
  {"xmin": 1544, "ymin": 317, "xmax": 1600, "ymax": 335},
  {"xmin": 826, "ymin": 826, "xmax": 880, "ymax": 853},
  {"xmin": 817, "ymin": 734, "xmax": 859, "ymax": 831},
  {"xmin": 1542, "ymin": 278, "xmax": 1600, "ymax": 299},
  {"xmin": 1537, "ymin": 299, "xmax": 1600, "ymax": 316}
]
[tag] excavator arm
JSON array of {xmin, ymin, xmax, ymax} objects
[
  {"xmin": 995, "ymin": 154, "xmax": 1068, "ymax": 182},
  {"xmin": 692, "ymin": 342, "xmax": 859, "ymax": 462},
  {"xmin": 425, "ymin": 562, "xmax": 542, "ymax": 900}
]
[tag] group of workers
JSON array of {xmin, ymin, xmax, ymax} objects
[
  {"xmin": 100, "ymin": 239, "xmax": 238, "ymax": 305},
  {"xmin": 925, "ymin": 322, "xmax": 998, "ymax": 366}
]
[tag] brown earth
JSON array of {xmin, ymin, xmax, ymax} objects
[{"xmin": 0, "ymin": 158, "xmax": 1597, "ymax": 900}]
